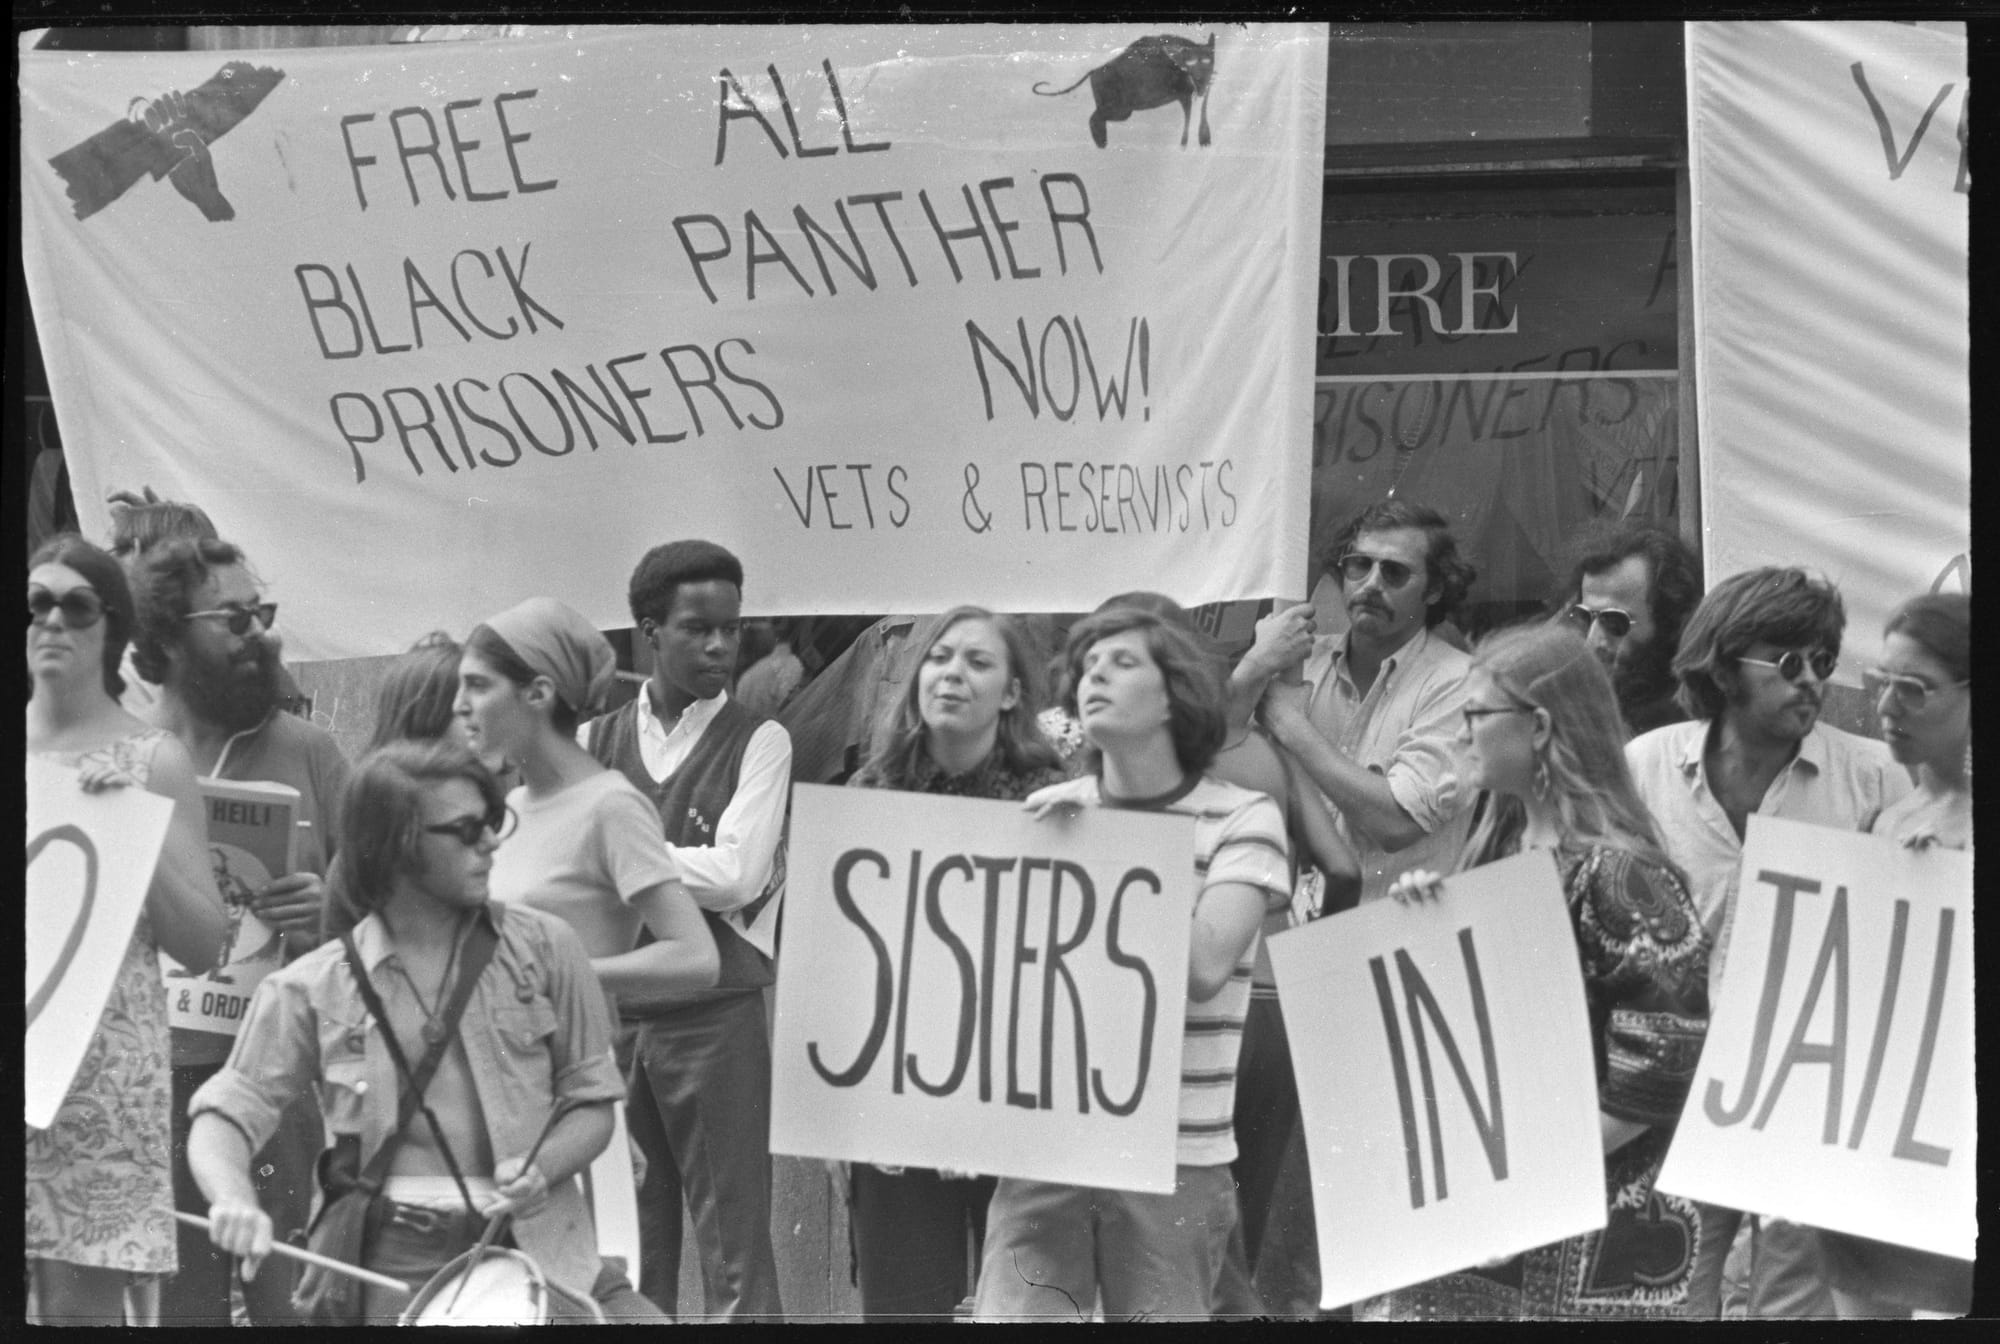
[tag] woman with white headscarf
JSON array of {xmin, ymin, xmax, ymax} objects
[{"xmin": 457, "ymin": 598, "xmax": 718, "ymax": 1001}]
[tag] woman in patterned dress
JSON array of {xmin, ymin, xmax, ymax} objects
[
  {"xmin": 841, "ymin": 605, "xmax": 1067, "ymax": 1322},
  {"xmin": 1372, "ymin": 622, "xmax": 1710, "ymax": 1320},
  {"xmin": 26, "ymin": 535, "xmax": 228, "ymax": 1325}
]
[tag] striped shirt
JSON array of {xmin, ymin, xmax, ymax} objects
[{"xmin": 1041, "ymin": 772, "xmax": 1291, "ymax": 1167}]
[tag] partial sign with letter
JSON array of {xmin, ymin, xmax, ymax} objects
[
  {"xmin": 161, "ymin": 777, "xmax": 300, "ymax": 1035},
  {"xmin": 1267, "ymin": 849, "xmax": 1604, "ymax": 1309},
  {"xmin": 771, "ymin": 783, "xmax": 1193, "ymax": 1193},
  {"xmin": 26, "ymin": 756, "xmax": 174, "ymax": 1128},
  {"xmin": 1656, "ymin": 815, "xmax": 1972, "ymax": 1261}
]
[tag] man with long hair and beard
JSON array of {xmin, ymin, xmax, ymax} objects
[
  {"xmin": 128, "ymin": 535, "xmax": 351, "ymax": 1325},
  {"xmin": 1551, "ymin": 521, "xmax": 1702, "ymax": 738}
]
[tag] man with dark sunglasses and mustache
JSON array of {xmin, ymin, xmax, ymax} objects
[
  {"xmin": 128, "ymin": 535, "xmax": 352, "ymax": 1324},
  {"xmin": 1245, "ymin": 499, "xmax": 1480, "ymax": 908},
  {"xmin": 1550, "ymin": 520, "xmax": 1703, "ymax": 737},
  {"xmin": 1625, "ymin": 566, "xmax": 1911, "ymax": 1321}
]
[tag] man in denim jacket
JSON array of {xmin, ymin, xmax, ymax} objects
[{"xmin": 188, "ymin": 739, "xmax": 658, "ymax": 1321}]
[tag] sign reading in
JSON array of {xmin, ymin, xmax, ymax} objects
[
  {"xmin": 1656, "ymin": 816, "xmax": 1972, "ymax": 1261},
  {"xmin": 770, "ymin": 783, "xmax": 1193, "ymax": 1193},
  {"xmin": 26, "ymin": 757, "xmax": 174, "ymax": 1128},
  {"xmin": 20, "ymin": 25, "xmax": 1326, "ymax": 658},
  {"xmin": 1267, "ymin": 850, "xmax": 1604, "ymax": 1308}
]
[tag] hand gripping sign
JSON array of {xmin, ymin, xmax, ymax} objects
[
  {"xmin": 1656, "ymin": 815, "xmax": 1973, "ymax": 1261},
  {"xmin": 1267, "ymin": 849, "xmax": 1605, "ymax": 1309},
  {"xmin": 771, "ymin": 783, "xmax": 1194, "ymax": 1194},
  {"xmin": 26, "ymin": 757, "xmax": 174, "ymax": 1128}
]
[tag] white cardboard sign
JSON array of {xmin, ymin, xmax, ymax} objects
[
  {"xmin": 1656, "ymin": 815, "xmax": 1974, "ymax": 1261},
  {"xmin": 1268, "ymin": 849, "xmax": 1605, "ymax": 1309},
  {"xmin": 771, "ymin": 783, "xmax": 1194, "ymax": 1194},
  {"xmin": 26, "ymin": 756, "xmax": 174, "ymax": 1129}
]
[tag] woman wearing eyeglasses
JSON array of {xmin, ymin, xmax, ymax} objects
[
  {"xmin": 1364, "ymin": 623, "xmax": 1709, "ymax": 1320},
  {"xmin": 456, "ymin": 597, "xmax": 718, "ymax": 1004},
  {"xmin": 26, "ymin": 535, "xmax": 230, "ymax": 1325},
  {"xmin": 1819, "ymin": 591, "xmax": 1971, "ymax": 1320}
]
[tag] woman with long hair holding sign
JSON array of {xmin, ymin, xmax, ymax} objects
[
  {"xmin": 1368, "ymin": 622, "xmax": 1709, "ymax": 1319},
  {"xmin": 842, "ymin": 605, "xmax": 1066, "ymax": 1322},
  {"xmin": 1819, "ymin": 591, "xmax": 1971, "ymax": 1319},
  {"xmin": 976, "ymin": 606, "xmax": 1291, "ymax": 1321},
  {"xmin": 26, "ymin": 535, "xmax": 228, "ymax": 1325}
]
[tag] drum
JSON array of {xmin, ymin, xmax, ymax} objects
[{"xmin": 399, "ymin": 1248, "xmax": 550, "ymax": 1326}]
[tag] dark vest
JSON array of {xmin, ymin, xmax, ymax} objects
[{"xmin": 586, "ymin": 695, "xmax": 785, "ymax": 1014}]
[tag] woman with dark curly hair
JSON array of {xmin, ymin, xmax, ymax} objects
[
  {"xmin": 26, "ymin": 535, "xmax": 228, "ymax": 1325},
  {"xmin": 973, "ymin": 607, "xmax": 1291, "ymax": 1321},
  {"xmin": 1368, "ymin": 623, "xmax": 1709, "ymax": 1319},
  {"xmin": 841, "ymin": 605, "xmax": 1066, "ymax": 1322}
]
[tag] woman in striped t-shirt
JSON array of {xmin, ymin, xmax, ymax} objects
[{"xmin": 972, "ymin": 606, "xmax": 1291, "ymax": 1322}]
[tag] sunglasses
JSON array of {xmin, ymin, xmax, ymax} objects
[
  {"xmin": 1335, "ymin": 553, "xmax": 1420, "ymax": 589},
  {"xmin": 1461, "ymin": 703, "xmax": 1536, "ymax": 733},
  {"xmin": 27, "ymin": 586, "xmax": 107, "ymax": 629},
  {"xmin": 1862, "ymin": 666, "xmax": 1969, "ymax": 714},
  {"xmin": 1564, "ymin": 603, "xmax": 1633, "ymax": 639},
  {"xmin": 185, "ymin": 602, "xmax": 278, "ymax": 636},
  {"xmin": 1738, "ymin": 648, "xmax": 1837, "ymax": 683},
  {"xmin": 423, "ymin": 803, "xmax": 517, "ymax": 848}
]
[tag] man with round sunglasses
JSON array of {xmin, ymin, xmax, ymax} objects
[
  {"xmin": 189, "ymin": 739, "xmax": 660, "ymax": 1320},
  {"xmin": 1550, "ymin": 520, "xmax": 1702, "ymax": 737},
  {"xmin": 127, "ymin": 535, "xmax": 353, "ymax": 1324},
  {"xmin": 1625, "ymin": 567, "xmax": 1911, "ymax": 1321},
  {"xmin": 1245, "ymin": 499, "xmax": 1479, "ymax": 907}
]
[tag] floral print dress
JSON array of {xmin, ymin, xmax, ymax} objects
[{"xmin": 26, "ymin": 730, "xmax": 178, "ymax": 1274}]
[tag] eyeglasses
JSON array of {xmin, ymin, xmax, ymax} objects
[
  {"xmin": 1738, "ymin": 649, "xmax": 1837, "ymax": 683},
  {"xmin": 1335, "ymin": 553, "xmax": 1419, "ymax": 589},
  {"xmin": 27, "ymin": 587, "xmax": 106, "ymax": 630},
  {"xmin": 185, "ymin": 602, "xmax": 277, "ymax": 636},
  {"xmin": 1461, "ymin": 704, "xmax": 1535, "ymax": 734},
  {"xmin": 1563, "ymin": 603, "xmax": 1633, "ymax": 639},
  {"xmin": 1862, "ymin": 666, "xmax": 1969, "ymax": 714},
  {"xmin": 423, "ymin": 804, "xmax": 516, "ymax": 848}
]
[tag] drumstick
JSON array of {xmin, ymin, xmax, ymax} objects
[
  {"xmin": 171, "ymin": 1211, "xmax": 412, "ymax": 1297},
  {"xmin": 443, "ymin": 1102, "xmax": 571, "ymax": 1316}
]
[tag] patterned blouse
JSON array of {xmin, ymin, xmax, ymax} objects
[{"xmin": 1362, "ymin": 840, "xmax": 1711, "ymax": 1321}]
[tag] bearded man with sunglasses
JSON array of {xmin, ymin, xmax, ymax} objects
[
  {"xmin": 129, "ymin": 535, "xmax": 352, "ymax": 1324},
  {"xmin": 1249, "ymin": 499, "xmax": 1479, "ymax": 907},
  {"xmin": 1551, "ymin": 520, "xmax": 1702, "ymax": 737},
  {"xmin": 1625, "ymin": 566, "xmax": 1911, "ymax": 1321}
]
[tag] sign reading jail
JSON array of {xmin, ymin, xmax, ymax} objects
[
  {"xmin": 1267, "ymin": 849, "xmax": 1604, "ymax": 1308},
  {"xmin": 19, "ymin": 24, "xmax": 1326, "ymax": 658},
  {"xmin": 770, "ymin": 784, "xmax": 1194, "ymax": 1194},
  {"xmin": 1656, "ymin": 816, "xmax": 1973, "ymax": 1261},
  {"xmin": 26, "ymin": 756, "xmax": 174, "ymax": 1129}
]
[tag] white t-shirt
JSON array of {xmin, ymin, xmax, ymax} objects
[{"xmin": 488, "ymin": 770, "xmax": 681, "ymax": 957}]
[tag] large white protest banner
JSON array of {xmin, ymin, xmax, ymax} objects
[
  {"xmin": 1688, "ymin": 22, "xmax": 1969, "ymax": 679},
  {"xmin": 1656, "ymin": 816, "xmax": 1973, "ymax": 1261},
  {"xmin": 1267, "ymin": 850, "xmax": 1603, "ymax": 1308},
  {"xmin": 26, "ymin": 756, "xmax": 175, "ymax": 1129},
  {"xmin": 19, "ymin": 25, "xmax": 1326, "ymax": 660},
  {"xmin": 771, "ymin": 783, "xmax": 1193, "ymax": 1193}
]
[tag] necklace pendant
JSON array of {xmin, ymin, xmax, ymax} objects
[{"xmin": 421, "ymin": 1019, "xmax": 447, "ymax": 1046}]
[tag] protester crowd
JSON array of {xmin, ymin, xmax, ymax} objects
[{"xmin": 24, "ymin": 492, "xmax": 1970, "ymax": 1323}]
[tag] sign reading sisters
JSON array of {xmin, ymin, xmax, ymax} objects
[
  {"xmin": 19, "ymin": 25, "xmax": 1326, "ymax": 659},
  {"xmin": 1656, "ymin": 816, "xmax": 1973, "ymax": 1261},
  {"xmin": 1268, "ymin": 850, "xmax": 1604, "ymax": 1309},
  {"xmin": 770, "ymin": 784, "xmax": 1193, "ymax": 1193}
]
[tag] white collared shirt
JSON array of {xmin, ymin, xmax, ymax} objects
[
  {"xmin": 1626, "ymin": 718, "xmax": 1912, "ymax": 991},
  {"xmin": 1299, "ymin": 625, "xmax": 1476, "ymax": 904},
  {"xmin": 582, "ymin": 688, "xmax": 791, "ymax": 958}
]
